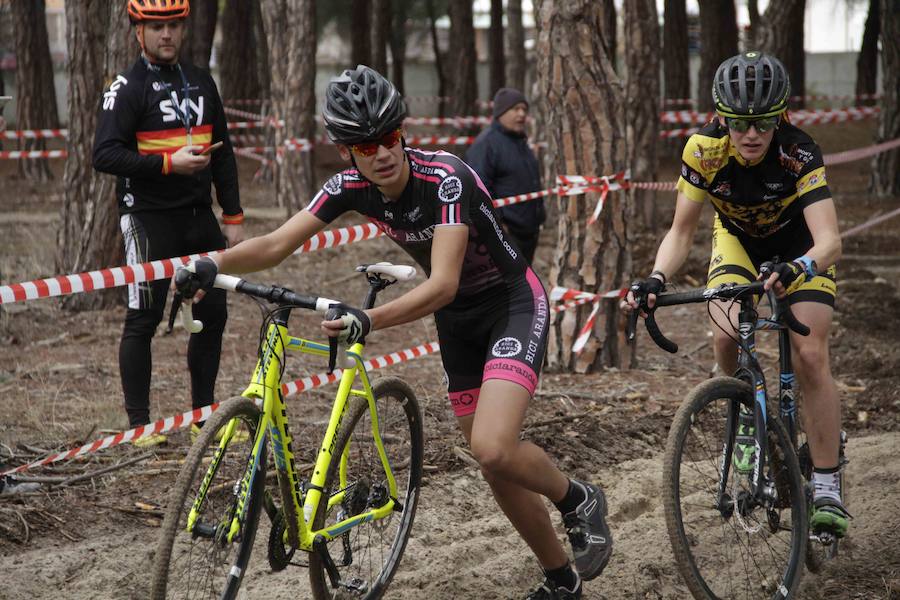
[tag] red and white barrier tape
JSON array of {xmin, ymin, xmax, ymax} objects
[
  {"xmin": 281, "ymin": 341, "xmax": 440, "ymax": 397},
  {"xmin": 3, "ymin": 128, "xmax": 67, "ymax": 140},
  {"xmin": 557, "ymin": 173, "xmax": 630, "ymax": 224},
  {"xmin": 661, "ymin": 94, "xmax": 881, "ymax": 107},
  {"xmin": 841, "ymin": 206, "xmax": 900, "ymax": 238},
  {"xmin": 223, "ymin": 106, "xmax": 266, "ymax": 121},
  {"xmin": 0, "ymin": 341, "xmax": 441, "ymax": 476},
  {"xmin": 551, "ymin": 286, "xmax": 628, "ymax": 352},
  {"xmin": 0, "ymin": 149, "xmax": 67, "ymax": 159},
  {"xmin": 0, "ymin": 181, "xmax": 607, "ymax": 304},
  {"xmin": 659, "ymin": 106, "xmax": 881, "ymax": 125}
]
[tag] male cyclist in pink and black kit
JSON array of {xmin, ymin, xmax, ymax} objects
[{"xmin": 178, "ymin": 66, "xmax": 612, "ymax": 599}]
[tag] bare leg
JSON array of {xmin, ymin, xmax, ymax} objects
[
  {"xmin": 458, "ymin": 378, "xmax": 570, "ymax": 569},
  {"xmin": 710, "ymin": 298, "xmax": 740, "ymax": 375},
  {"xmin": 789, "ymin": 302, "xmax": 841, "ymax": 468}
]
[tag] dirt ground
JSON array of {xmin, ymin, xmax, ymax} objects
[{"xmin": 1, "ymin": 121, "xmax": 899, "ymax": 599}]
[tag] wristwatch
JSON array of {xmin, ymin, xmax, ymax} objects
[{"xmin": 794, "ymin": 255, "xmax": 817, "ymax": 278}]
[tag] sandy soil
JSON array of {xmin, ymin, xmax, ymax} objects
[{"xmin": 1, "ymin": 122, "xmax": 899, "ymax": 599}]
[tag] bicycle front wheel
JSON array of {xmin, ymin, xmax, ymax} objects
[
  {"xmin": 662, "ymin": 377, "xmax": 807, "ymax": 600},
  {"xmin": 150, "ymin": 396, "xmax": 265, "ymax": 600},
  {"xmin": 308, "ymin": 377, "xmax": 424, "ymax": 600}
]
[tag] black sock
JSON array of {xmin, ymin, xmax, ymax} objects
[
  {"xmin": 545, "ymin": 561, "xmax": 579, "ymax": 591},
  {"xmin": 553, "ymin": 479, "xmax": 586, "ymax": 514},
  {"xmin": 813, "ymin": 465, "xmax": 840, "ymax": 474}
]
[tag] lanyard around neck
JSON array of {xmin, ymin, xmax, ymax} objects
[{"xmin": 143, "ymin": 56, "xmax": 193, "ymax": 145}]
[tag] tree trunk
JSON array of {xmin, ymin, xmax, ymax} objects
[
  {"xmin": 426, "ymin": 0, "xmax": 447, "ymax": 117},
  {"xmin": 535, "ymin": 0, "xmax": 630, "ymax": 372},
  {"xmin": 12, "ymin": 0, "xmax": 58, "ymax": 182},
  {"xmin": 448, "ymin": 0, "xmax": 477, "ymax": 120},
  {"xmin": 506, "ymin": 0, "xmax": 526, "ymax": 92},
  {"xmin": 696, "ymin": 0, "xmax": 738, "ymax": 112},
  {"xmin": 600, "ymin": 1, "xmax": 617, "ymax": 72},
  {"xmin": 59, "ymin": 0, "xmax": 137, "ymax": 310},
  {"xmin": 747, "ymin": 0, "xmax": 760, "ymax": 49},
  {"xmin": 871, "ymin": 0, "xmax": 899, "ymax": 197},
  {"xmin": 351, "ymin": 0, "xmax": 371, "ymax": 68},
  {"xmin": 855, "ymin": 0, "xmax": 880, "ymax": 106},
  {"xmin": 663, "ymin": 0, "xmax": 690, "ymax": 107},
  {"xmin": 389, "ymin": 0, "xmax": 409, "ymax": 94},
  {"xmin": 371, "ymin": 0, "xmax": 391, "ymax": 75},
  {"xmin": 260, "ymin": 0, "xmax": 316, "ymax": 214},
  {"xmin": 488, "ymin": 0, "xmax": 505, "ymax": 95},
  {"xmin": 625, "ymin": 0, "xmax": 660, "ymax": 233},
  {"xmin": 219, "ymin": 0, "xmax": 265, "ymax": 103},
  {"xmin": 186, "ymin": 0, "xmax": 217, "ymax": 70},
  {"xmin": 253, "ymin": 0, "xmax": 271, "ymax": 101},
  {"xmin": 758, "ymin": 0, "xmax": 806, "ymax": 108}
]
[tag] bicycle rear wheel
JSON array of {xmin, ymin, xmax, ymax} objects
[
  {"xmin": 662, "ymin": 377, "xmax": 807, "ymax": 600},
  {"xmin": 308, "ymin": 377, "xmax": 424, "ymax": 600},
  {"xmin": 150, "ymin": 396, "xmax": 265, "ymax": 600}
]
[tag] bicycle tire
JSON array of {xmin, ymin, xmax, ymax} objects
[
  {"xmin": 662, "ymin": 377, "xmax": 807, "ymax": 600},
  {"xmin": 150, "ymin": 396, "xmax": 265, "ymax": 600},
  {"xmin": 308, "ymin": 377, "xmax": 424, "ymax": 600}
]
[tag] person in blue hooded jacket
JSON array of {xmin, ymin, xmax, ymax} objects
[{"xmin": 466, "ymin": 88, "xmax": 545, "ymax": 264}]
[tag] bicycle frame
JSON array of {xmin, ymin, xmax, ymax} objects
[
  {"xmin": 187, "ymin": 308, "xmax": 400, "ymax": 554},
  {"xmin": 719, "ymin": 292, "xmax": 800, "ymax": 512}
]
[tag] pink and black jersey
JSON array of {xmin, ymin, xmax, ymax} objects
[{"xmin": 306, "ymin": 148, "xmax": 529, "ymax": 304}]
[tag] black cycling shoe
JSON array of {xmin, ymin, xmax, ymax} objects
[
  {"xmin": 525, "ymin": 575, "xmax": 582, "ymax": 599},
  {"xmin": 562, "ymin": 480, "xmax": 613, "ymax": 581}
]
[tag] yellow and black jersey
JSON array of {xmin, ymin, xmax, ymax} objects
[
  {"xmin": 676, "ymin": 120, "xmax": 831, "ymax": 259},
  {"xmin": 92, "ymin": 57, "xmax": 241, "ymax": 217}
]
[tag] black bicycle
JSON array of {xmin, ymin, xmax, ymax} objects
[{"xmin": 628, "ymin": 265, "xmax": 846, "ymax": 599}]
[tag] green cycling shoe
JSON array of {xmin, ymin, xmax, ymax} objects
[
  {"xmin": 732, "ymin": 410, "xmax": 757, "ymax": 474},
  {"xmin": 810, "ymin": 496, "xmax": 851, "ymax": 539}
]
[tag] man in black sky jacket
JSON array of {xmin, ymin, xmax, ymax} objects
[{"xmin": 93, "ymin": 0, "xmax": 243, "ymax": 445}]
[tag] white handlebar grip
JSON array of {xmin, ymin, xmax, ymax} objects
[{"xmin": 181, "ymin": 301, "xmax": 204, "ymax": 333}]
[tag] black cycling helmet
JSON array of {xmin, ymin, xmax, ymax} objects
[
  {"xmin": 712, "ymin": 51, "xmax": 790, "ymax": 118},
  {"xmin": 323, "ymin": 65, "xmax": 407, "ymax": 144}
]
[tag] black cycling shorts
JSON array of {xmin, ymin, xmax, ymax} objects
[{"xmin": 434, "ymin": 268, "xmax": 549, "ymax": 417}]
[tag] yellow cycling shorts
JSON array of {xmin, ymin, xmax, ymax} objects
[{"xmin": 707, "ymin": 217, "xmax": 836, "ymax": 307}]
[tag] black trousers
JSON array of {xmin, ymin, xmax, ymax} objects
[
  {"xmin": 118, "ymin": 207, "xmax": 227, "ymax": 428},
  {"xmin": 505, "ymin": 227, "xmax": 541, "ymax": 265}
]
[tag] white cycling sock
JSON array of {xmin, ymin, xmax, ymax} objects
[{"xmin": 812, "ymin": 468, "xmax": 841, "ymax": 504}]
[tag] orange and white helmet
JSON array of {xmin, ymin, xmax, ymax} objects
[{"xmin": 127, "ymin": 0, "xmax": 190, "ymax": 23}]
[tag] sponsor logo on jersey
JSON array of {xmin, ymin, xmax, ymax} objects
[
  {"xmin": 404, "ymin": 206, "xmax": 422, "ymax": 222},
  {"xmin": 159, "ymin": 94, "xmax": 204, "ymax": 126},
  {"xmin": 384, "ymin": 209, "xmax": 394, "ymax": 220},
  {"xmin": 765, "ymin": 182, "xmax": 783, "ymax": 191},
  {"xmin": 778, "ymin": 147, "xmax": 804, "ymax": 175},
  {"xmin": 152, "ymin": 82, "xmax": 165, "ymax": 92},
  {"xmin": 711, "ymin": 181, "xmax": 732, "ymax": 196},
  {"xmin": 102, "ymin": 75, "xmax": 128, "ymax": 111},
  {"xmin": 438, "ymin": 176, "xmax": 463, "ymax": 203},
  {"xmin": 323, "ymin": 173, "xmax": 342, "ymax": 195},
  {"xmin": 689, "ymin": 172, "xmax": 700, "ymax": 185},
  {"xmin": 491, "ymin": 337, "xmax": 523, "ymax": 358},
  {"xmin": 123, "ymin": 193, "xmax": 135, "ymax": 208}
]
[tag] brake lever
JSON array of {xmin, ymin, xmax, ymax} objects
[{"xmin": 324, "ymin": 305, "xmax": 341, "ymax": 373}]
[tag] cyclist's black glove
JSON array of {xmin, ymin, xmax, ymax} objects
[
  {"xmin": 762, "ymin": 260, "xmax": 806, "ymax": 294},
  {"xmin": 631, "ymin": 275, "xmax": 665, "ymax": 300},
  {"xmin": 329, "ymin": 304, "xmax": 371, "ymax": 345},
  {"xmin": 174, "ymin": 256, "xmax": 218, "ymax": 299}
]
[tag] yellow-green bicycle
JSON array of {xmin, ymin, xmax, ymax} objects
[{"xmin": 150, "ymin": 263, "xmax": 424, "ymax": 599}]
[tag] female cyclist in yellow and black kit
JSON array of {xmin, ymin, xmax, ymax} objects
[{"xmin": 624, "ymin": 52, "xmax": 848, "ymax": 539}]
